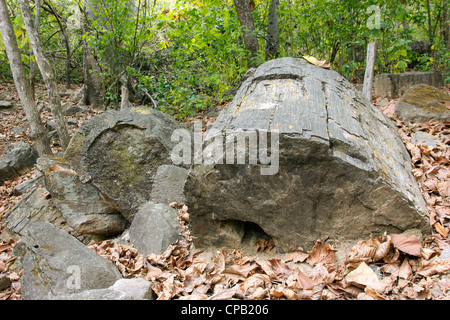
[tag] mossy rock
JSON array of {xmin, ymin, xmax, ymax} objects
[
  {"xmin": 395, "ymin": 84, "xmax": 450, "ymax": 123},
  {"xmin": 64, "ymin": 108, "xmax": 186, "ymax": 222}
]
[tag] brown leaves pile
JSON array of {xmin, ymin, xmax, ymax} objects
[
  {"xmin": 397, "ymin": 118, "xmax": 450, "ymax": 240},
  {"xmin": 88, "ymin": 203, "xmax": 450, "ymax": 300},
  {"xmin": 0, "ymin": 239, "xmax": 21, "ymax": 300}
]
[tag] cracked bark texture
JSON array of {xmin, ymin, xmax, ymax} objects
[
  {"xmin": 0, "ymin": 0, "xmax": 52, "ymax": 155},
  {"xmin": 185, "ymin": 57, "xmax": 429, "ymax": 252},
  {"xmin": 19, "ymin": 0, "xmax": 70, "ymax": 150}
]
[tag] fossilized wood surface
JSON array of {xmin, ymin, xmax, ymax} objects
[{"xmin": 185, "ymin": 57, "xmax": 429, "ymax": 252}]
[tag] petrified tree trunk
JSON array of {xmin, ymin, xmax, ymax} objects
[
  {"xmin": 185, "ymin": 57, "xmax": 430, "ymax": 252},
  {"xmin": 19, "ymin": 0, "xmax": 70, "ymax": 150},
  {"xmin": 0, "ymin": 0, "xmax": 52, "ymax": 155}
]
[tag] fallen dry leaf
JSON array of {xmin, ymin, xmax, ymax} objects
[
  {"xmin": 417, "ymin": 256, "xmax": 450, "ymax": 277},
  {"xmin": 398, "ymin": 258, "xmax": 413, "ymax": 280},
  {"xmin": 345, "ymin": 234, "xmax": 392, "ymax": 268},
  {"xmin": 433, "ymin": 222, "xmax": 448, "ymax": 238},
  {"xmin": 302, "ymin": 55, "xmax": 331, "ymax": 69},
  {"xmin": 306, "ymin": 241, "xmax": 336, "ymax": 266},
  {"xmin": 287, "ymin": 268, "xmax": 319, "ymax": 290},
  {"xmin": 389, "ymin": 233, "xmax": 422, "ymax": 257},
  {"xmin": 284, "ymin": 247, "xmax": 309, "ymax": 263},
  {"xmin": 255, "ymin": 238, "xmax": 275, "ymax": 253},
  {"xmin": 364, "ymin": 287, "xmax": 387, "ymax": 300},
  {"xmin": 344, "ymin": 262, "xmax": 389, "ymax": 293}
]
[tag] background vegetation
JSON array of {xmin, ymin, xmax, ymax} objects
[{"xmin": 1, "ymin": 0, "xmax": 449, "ymax": 119}]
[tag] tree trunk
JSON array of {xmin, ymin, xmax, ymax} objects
[
  {"xmin": 81, "ymin": 0, "xmax": 105, "ymax": 109},
  {"xmin": 265, "ymin": 0, "xmax": 279, "ymax": 60},
  {"xmin": 234, "ymin": 0, "xmax": 259, "ymax": 66},
  {"xmin": 29, "ymin": 0, "xmax": 41, "ymax": 100},
  {"xmin": 362, "ymin": 42, "xmax": 377, "ymax": 102},
  {"xmin": 426, "ymin": 0, "xmax": 434, "ymax": 45},
  {"xmin": 19, "ymin": 0, "xmax": 70, "ymax": 150},
  {"xmin": 0, "ymin": 0, "xmax": 52, "ymax": 155},
  {"xmin": 43, "ymin": 0, "xmax": 72, "ymax": 89},
  {"xmin": 443, "ymin": 0, "xmax": 449, "ymax": 49}
]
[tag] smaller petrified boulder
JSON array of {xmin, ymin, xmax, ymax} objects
[
  {"xmin": 395, "ymin": 84, "xmax": 450, "ymax": 123},
  {"xmin": 0, "ymin": 143, "xmax": 38, "ymax": 184},
  {"xmin": 128, "ymin": 201, "xmax": 183, "ymax": 255},
  {"xmin": 374, "ymin": 72, "xmax": 442, "ymax": 98},
  {"xmin": 36, "ymin": 155, "xmax": 128, "ymax": 236}
]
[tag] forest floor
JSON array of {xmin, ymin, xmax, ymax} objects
[{"xmin": 0, "ymin": 80, "xmax": 449, "ymax": 300}]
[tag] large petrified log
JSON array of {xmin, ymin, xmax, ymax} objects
[{"xmin": 185, "ymin": 57, "xmax": 430, "ymax": 252}]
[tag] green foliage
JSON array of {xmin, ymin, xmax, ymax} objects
[
  {"xmin": 135, "ymin": 0, "xmax": 250, "ymax": 119},
  {"xmin": 0, "ymin": 0, "xmax": 448, "ymax": 119},
  {"xmin": 84, "ymin": 0, "xmax": 153, "ymax": 105}
]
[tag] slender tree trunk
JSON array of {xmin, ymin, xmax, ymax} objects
[
  {"xmin": 234, "ymin": 0, "xmax": 259, "ymax": 66},
  {"xmin": 426, "ymin": 0, "xmax": 434, "ymax": 45},
  {"xmin": 82, "ymin": 0, "xmax": 105, "ymax": 109},
  {"xmin": 362, "ymin": 42, "xmax": 377, "ymax": 102},
  {"xmin": 265, "ymin": 0, "xmax": 279, "ymax": 60},
  {"xmin": 29, "ymin": 0, "xmax": 41, "ymax": 100},
  {"xmin": 443, "ymin": 0, "xmax": 449, "ymax": 49},
  {"xmin": 0, "ymin": 0, "xmax": 52, "ymax": 155},
  {"xmin": 43, "ymin": 0, "xmax": 72, "ymax": 89},
  {"xmin": 19, "ymin": 0, "xmax": 70, "ymax": 150}
]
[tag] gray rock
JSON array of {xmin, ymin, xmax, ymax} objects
[
  {"xmin": 441, "ymin": 247, "xmax": 450, "ymax": 259},
  {"xmin": 1, "ymin": 183, "xmax": 94, "ymax": 245},
  {"xmin": 46, "ymin": 120, "xmax": 55, "ymax": 130},
  {"xmin": 0, "ymin": 274, "xmax": 11, "ymax": 291},
  {"xmin": 376, "ymin": 98, "xmax": 389, "ymax": 107},
  {"xmin": 128, "ymin": 201, "xmax": 182, "ymax": 255},
  {"xmin": 36, "ymin": 155, "xmax": 128, "ymax": 236},
  {"xmin": 0, "ymin": 101, "xmax": 13, "ymax": 109},
  {"xmin": 185, "ymin": 57, "xmax": 430, "ymax": 252},
  {"xmin": 0, "ymin": 143, "xmax": 38, "ymax": 184},
  {"xmin": 1, "ymin": 185, "xmax": 65, "ymax": 241},
  {"xmin": 64, "ymin": 105, "xmax": 82, "ymax": 116},
  {"xmin": 150, "ymin": 165, "xmax": 188, "ymax": 205},
  {"xmin": 71, "ymin": 86, "xmax": 84, "ymax": 103},
  {"xmin": 50, "ymin": 288, "xmax": 132, "ymax": 300},
  {"xmin": 21, "ymin": 221, "xmax": 122, "ymax": 300},
  {"xmin": 67, "ymin": 118, "xmax": 78, "ymax": 125},
  {"xmin": 411, "ymin": 131, "xmax": 439, "ymax": 150},
  {"xmin": 12, "ymin": 174, "xmax": 43, "ymax": 196},
  {"xmin": 374, "ymin": 72, "xmax": 442, "ymax": 98},
  {"xmin": 109, "ymin": 278, "xmax": 156, "ymax": 300},
  {"xmin": 12, "ymin": 125, "xmax": 28, "ymax": 133},
  {"xmin": 395, "ymin": 84, "xmax": 450, "ymax": 123},
  {"xmin": 64, "ymin": 107, "xmax": 187, "ymax": 222}
]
